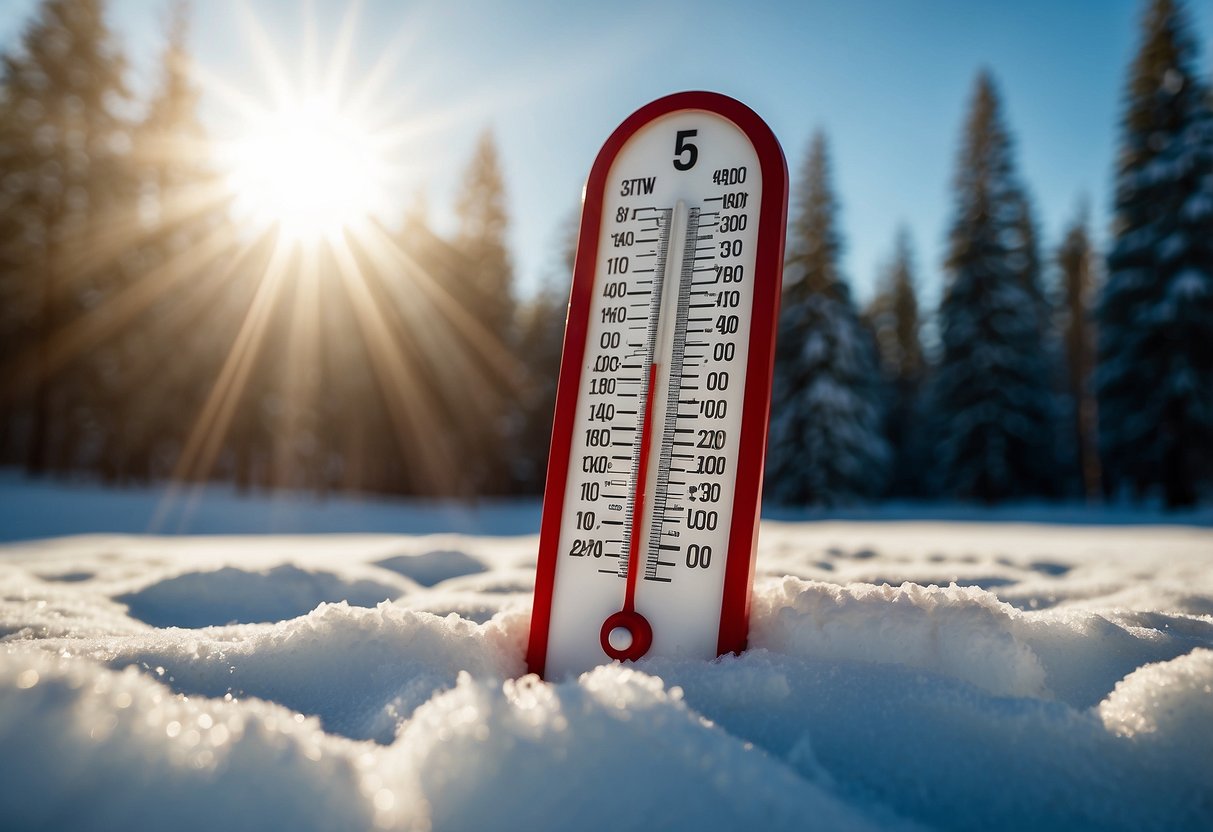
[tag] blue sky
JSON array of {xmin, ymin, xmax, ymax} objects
[{"xmin": 2, "ymin": 0, "xmax": 1211, "ymax": 307}]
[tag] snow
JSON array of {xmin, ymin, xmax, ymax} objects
[
  {"xmin": 2, "ymin": 484, "xmax": 1212, "ymax": 830},
  {"xmin": 0, "ymin": 471, "xmax": 543, "ymax": 540},
  {"xmin": 117, "ymin": 564, "xmax": 411, "ymax": 628}
]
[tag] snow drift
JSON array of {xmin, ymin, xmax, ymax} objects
[{"xmin": 1, "ymin": 520, "xmax": 1211, "ymax": 830}]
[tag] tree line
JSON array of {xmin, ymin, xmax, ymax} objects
[
  {"xmin": 0, "ymin": 0, "xmax": 1209, "ymax": 508},
  {"xmin": 0, "ymin": 0, "xmax": 562, "ymax": 498},
  {"xmin": 768, "ymin": 0, "xmax": 1212, "ymax": 509}
]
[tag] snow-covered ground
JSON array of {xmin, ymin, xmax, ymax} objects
[{"xmin": 1, "ymin": 481, "xmax": 1211, "ymax": 830}]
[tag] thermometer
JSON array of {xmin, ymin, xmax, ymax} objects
[{"xmin": 527, "ymin": 91, "xmax": 788, "ymax": 679}]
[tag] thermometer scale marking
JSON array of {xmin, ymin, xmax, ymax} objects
[
  {"xmin": 642, "ymin": 205, "xmax": 700, "ymax": 587},
  {"xmin": 616, "ymin": 206, "xmax": 675, "ymax": 591}
]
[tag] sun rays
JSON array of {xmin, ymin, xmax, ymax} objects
[{"xmin": 0, "ymin": 1, "xmax": 529, "ymax": 527}]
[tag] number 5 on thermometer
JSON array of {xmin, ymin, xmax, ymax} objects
[{"xmin": 528, "ymin": 92, "xmax": 788, "ymax": 679}]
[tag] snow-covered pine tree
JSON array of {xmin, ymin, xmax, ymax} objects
[
  {"xmin": 1096, "ymin": 0, "xmax": 1213, "ymax": 507},
  {"xmin": 1056, "ymin": 204, "xmax": 1102, "ymax": 501},
  {"xmin": 865, "ymin": 228, "xmax": 926, "ymax": 497},
  {"xmin": 766, "ymin": 132, "xmax": 888, "ymax": 506},
  {"xmin": 931, "ymin": 72, "xmax": 1056, "ymax": 502},
  {"xmin": 1014, "ymin": 187, "xmax": 1070, "ymax": 494}
]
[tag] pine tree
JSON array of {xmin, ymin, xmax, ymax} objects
[
  {"xmin": 766, "ymin": 132, "xmax": 888, "ymax": 506},
  {"xmin": 1014, "ymin": 187, "xmax": 1068, "ymax": 493},
  {"xmin": 451, "ymin": 129, "xmax": 518, "ymax": 494},
  {"xmin": 865, "ymin": 228, "xmax": 926, "ymax": 497},
  {"xmin": 101, "ymin": 0, "xmax": 226, "ymax": 484},
  {"xmin": 1011, "ymin": 191, "xmax": 1054, "ymax": 348},
  {"xmin": 931, "ymin": 72, "xmax": 1056, "ymax": 502},
  {"xmin": 1096, "ymin": 0, "xmax": 1213, "ymax": 507},
  {"xmin": 139, "ymin": 2, "xmax": 206, "ymax": 192},
  {"xmin": 511, "ymin": 210, "xmax": 576, "ymax": 494},
  {"xmin": 455, "ymin": 129, "xmax": 515, "ymax": 347},
  {"xmin": 1057, "ymin": 204, "xmax": 1102, "ymax": 501},
  {"xmin": 870, "ymin": 229, "xmax": 924, "ymax": 385},
  {"xmin": 0, "ymin": 0, "xmax": 134, "ymax": 475}
]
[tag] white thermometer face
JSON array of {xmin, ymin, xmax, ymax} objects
[{"xmin": 529, "ymin": 93, "xmax": 787, "ymax": 680}]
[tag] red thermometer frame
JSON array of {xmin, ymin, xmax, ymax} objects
[{"xmin": 527, "ymin": 91, "xmax": 788, "ymax": 679}]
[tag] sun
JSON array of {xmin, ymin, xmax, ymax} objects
[{"xmin": 225, "ymin": 95, "xmax": 388, "ymax": 242}]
